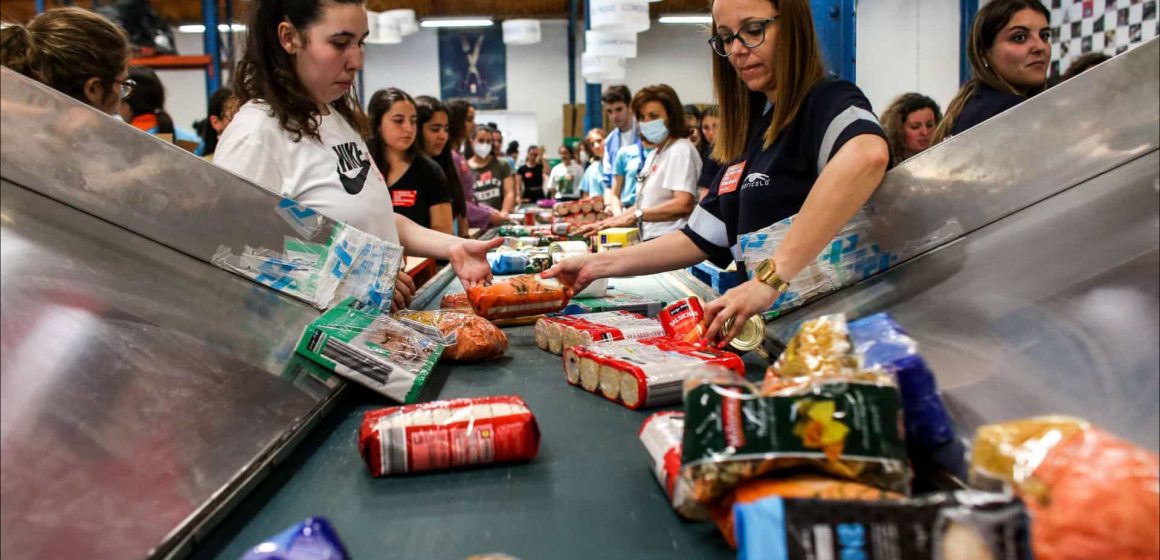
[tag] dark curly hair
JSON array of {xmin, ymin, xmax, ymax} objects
[{"xmin": 232, "ymin": 0, "xmax": 367, "ymax": 142}]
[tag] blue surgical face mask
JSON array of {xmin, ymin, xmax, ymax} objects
[{"xmin": 639, "ymin": 118, "xmax": 669, "ymax": 144}]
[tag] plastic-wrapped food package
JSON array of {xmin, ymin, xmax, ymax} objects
[
  {"xmin": 679, "ymin": 368, "xmax": 909, "ymax": 520},
  {"xmin": 534, "ymin": 311, "xmax": 664, "ymax": 355},
  {"xmin": 559, "ymin": 292, "xmax": 665, "ymax": 317},
  {"xmin": 359, "ymin": 395, "xmax": 540, "ymax": 477},
  {"xmin": 241, "ymin": 517, "xmax": 349, "ymax": 560},
  {"xmin": 737, "ymin": 210, "xmax": 898, "ymax": 316},
  {"xmin": 563, "ymin": 338, "xmax": 744, "ymax": 408},
  {"xmin": 394, "ymin": 310, "xmax": 508, "ymax": 362},
  {"xmin": 487, "ymin": 251, "xmax": 530, "ymax": 275},
  {"xmin": 214, "ymin": 220, "xmax": 403, "ymax": 312},
  {"xmin": 764, "ymin": 314, "xmax": 859, "ymax": 382},
  {"xmin": 440, "ymin": 292, "xmax": 475, "ymax": 313},
  {"xmin": 465, "ymin": 275, "xmax": 571, "ymax": 320},
  {"xmin": 713, "ymin": 476, "xmax": 902, "ymax": 549},
  {"xmin": 638, "ymin": 412, "xmax": 696, "ymax": 518},
  {"xmin": 296, "ymin": 297, "xmax": 444, "ymax": 403},
  {"xmin": 971, "ymin": 417, "xmax": 1159, "ymax": 560},
  {"xmin": 733, "ymin": 490, "xmax": 1032, "ymax": 560}
]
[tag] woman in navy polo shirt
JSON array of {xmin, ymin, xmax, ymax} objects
[{"xmin": 546, "ymin": 0, "xmax": 890, "ymax": 345}]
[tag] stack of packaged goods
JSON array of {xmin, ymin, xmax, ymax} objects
[
  {"xmin": 551, "ymin": 198, "xmax": 608, "ymax": 229},
  {"xmin": 534, "ymin": 311, "xmax": 665, "ymax": 355}
]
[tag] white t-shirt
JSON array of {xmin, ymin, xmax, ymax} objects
[
  {"xmin": 214, "ymin": 101, "xmax": 400, "ymax": 244},
  {"xmin": 548, "ymin": 161, "xmax": 585, "ymax": 200},
  {"xmin": 637, "ymin": 137, "xmax": 702, "ymax": 240}
]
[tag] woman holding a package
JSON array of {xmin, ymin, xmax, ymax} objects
[
  {"xmin": 546, "ymin": 0, "xmax": 890, "ymax": 344},
  {"xmin": 215, "ymin": 0, "xmax": 501, "ymax": 309}
]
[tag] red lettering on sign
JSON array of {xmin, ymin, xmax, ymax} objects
[{"xmin": 718, "ymin": 161, "xmax": 746, "ymax": 195}]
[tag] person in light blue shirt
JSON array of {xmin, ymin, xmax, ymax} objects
[
  {"xmin": 578, "ymin": 128, "xmax": 606, "ymax": 198},
  {"xmin": 599, "ymin": 85, "xmax": 639, "ymax": 192},
  {"xmin": 611, "ymin": 140, "xmax": 653, "ymax": 212}
]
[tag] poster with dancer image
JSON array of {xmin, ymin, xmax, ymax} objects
[{"xmin": 438, "ymin": 27, "xmax": 507, "ymax": 110}]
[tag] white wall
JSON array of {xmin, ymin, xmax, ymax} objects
[{"xmin": 855, "ymin": 0, "xmax": 961, "ymax": 116}]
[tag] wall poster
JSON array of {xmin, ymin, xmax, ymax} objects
[{"xmin": 438, "ymin": 27, "xmax": 507, "ymax": 110}]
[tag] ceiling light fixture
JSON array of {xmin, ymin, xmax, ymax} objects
[
  {"xmin": 177, "ymin": 23, "xmax": 247, "ymax": 33},
  {"xmin": 419, "ymin": 18, "xmax": 494, "ymax": 29}
]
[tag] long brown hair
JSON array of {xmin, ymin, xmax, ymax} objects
[
  {"xmin": 880, "ymin": 93, "xmax": 942, "ymax": 164},
  {"xmin": 367, "ymin": 87, "xmax": 421, "ymax": 179},
  {"xmin": 631, "ymin": 84, "xmax": 691, "ymax": 142},
  {"xmin": 415, "ymin": 95, "xmax": 468, "ymax": 220},
  {"xmin": 233, "ymin": 0, "xmax": 367, "ymax": 142},
  {"xmin": 710, "ymin": 0, "xmax": 826, "ymax": 164},
  {"xmin": 932, "ymin": 0, "xmax": 1049, "ymax": 144},
  {"xmin": 0, "ymin": 7, "xmax": 128, "ymax": 106}
]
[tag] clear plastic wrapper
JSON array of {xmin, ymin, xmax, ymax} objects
[
  {"xmin": 970, "ymin": 417, "xmax": 1159, "ymax": 560},
  {"xmin": 214, "ymin": 219, "xmax": 403, "ymax": 312},
  {"xmin": 638, "ymin": 412, "xmax": 696, "ymax": 518},
  {"xmin": 679, "ymin": 369, "xmax": 909, "ymax": 520},
  {"xmin": 394, "ymin": 310, "xmax": 508, "ymax": 362},
  {"xmin": 295, "ymin": 297, "xmax": 444, "ymax": 403},
  {"xmin": 358, "ymin": 395, "xmax": 540, "ymax": 477},
  {"xmin": 564, "ymin": 337, "xmax": 745, "ymax": 409},
  {"xmin": 241, "ymin": 516, "xmax": 349, "ymax": 560},
  {"xmin": 440, "ymin": 292, "xmax": 475, "ymax": 313},
  {"xmin": 764, "ymin": 314, "xmax": 859, "ymax": 382},
  {"xmin": 737, "ymin": 210, "xmax": 898, "ymax": 316},
  {"xmin": 465, "ymin": 275, "xmax": 571, "ymax": 320},
  {"xmin": 733, "ymin": 490, "xmax": 1032, "ymax": 560},
  {"xmin": 559, "ymin": 292, "xmax": 665, "ymax": 318},
  {"xmin": 534, "ymin": 311, "xmax": 664, "ymax": 355}
]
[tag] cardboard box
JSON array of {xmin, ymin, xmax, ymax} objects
[{"xmin": 598, "ymin": 227, "xmax": 640, "ymax": 249}]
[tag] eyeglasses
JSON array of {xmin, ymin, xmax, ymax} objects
[
  {"xmin": 708, "ymin": 16, "xmax": 780, "ymax": 57},
  {"xmin": 110, "ymin": 78, "xmax": 137, "ymax": 100}
]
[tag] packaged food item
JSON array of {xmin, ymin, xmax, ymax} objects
[
  {"xmin": 638, "ymin": 411, "xmax": 696, "ymax": 518},
  {"xmin": 733, "ymin": 490, "xmax": 1032, "ymax": 560},
  {"xmin": 598, "ymin": 227, "xmax": 640, "ymax": 248},
  {"xmin": 534, "ymin": 311, "xmax": 665, "ymax": 355},
  {"xmin": 560, "ymin": 291, "xmax": 665, "ymax": 317},
  {"xmin": 496, "ymin": 224, "xmax": 552, "ymax": 237},
  {"xmin": 440, "ymin": 292, "xmax": 474, "ymax": 313},
  {"xmin": 241, "ymin": 517, "xmax": 349, "ymax": 560},
  {"xmin": 487, "ymin": 251, "xmax": 530, "ymax": 275},
  {"xmin": 971, "ymin": 418, "xmax": 1159, "ymax": 560},
  {"xmin": 658, "ymin": 297, "xmax": 707, "ymax": 344},
  {"xmin": 764, "ymin": 314, "xmax": 859, "ymax": 382},
  {"xmin": 394, "ymin": 310, "xmax": 508, "ymax": 362},
  {"xmin": 466, "ymin": 275, "xmax": 571, "ymax": 320},
  {"xmin": 573, "ymin": 277, "xmax": 609, "ymax": 298},
  {"xmin": 524, "ymin": 253, "xmax": 553, "ymax": 274},
  {"xmin": 296, "ymin": 297, "xmax": 444, "ymax": 403},
  {"xmin": 564, "ymin": 337, "xmax": 745, "ymax": 409},
  {"xmin": 713, "ymin": 476, "xmax": 902, "ymax": 549},
  {"xmin": 359, "ymin": 395, "xmax": 541, "ymax": 477},
  {"xmin": 680, "ymin": 369, "xmax": 909, "ymax": 518}
]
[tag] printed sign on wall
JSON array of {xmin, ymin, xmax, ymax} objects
[
  {"xmin": 438, "ymin": 27, "xmax": 507, "ymax": 110},
  {"xmin": 1049, "ymin": 0, "xmax": 1158, "ymax": 77}
]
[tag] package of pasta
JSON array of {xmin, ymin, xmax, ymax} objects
[
  {"xmin": 296, "ymin": 297, "xmax": 444, "ymax": 404},
  {"xmin": 440, "ymin": 292, "xmax": 475, "ymax": 313},
  {"xmin": 970, "ymin": 417, "xmax": 1159, "ymax": 560},
  {"xmin": 465, "ymin": 274, "xmax": 571, "ymax": 320},
  {"xmin": 394, "ymin": 310, "xmax": 508, "ymax": 362},
  {"xmin": 563, "ymin": 337, "xmax": 744, "ymax": 409},
  {"xmin": 712, "ymin": 475, "xmax": 903, "ymax": 549},
  {"xmin": 732, "ymin": 490, "xmax": 1032, "ymax": 560},
  {"xmin": 534, "ymin": 311, "xmax": 664, "ymax": 355},
  {"xmin": 359, "ymin": 395, "xmax": 540, "ymax": 477},
  {"xmin": 638, "ymin": 412, "xmax": 698, "ymax": 519},
  {"xmin": 679, "ymin": 368, "xmax": 909, "ymax": 519}
]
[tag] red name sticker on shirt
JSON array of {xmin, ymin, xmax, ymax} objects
[
  {"xmin": 524, "ymin": 172, "xmax": 534, "ymax": 179},
  {"xmin": 392, "ymin": 190, "xmax": 418, "ymax": 207},
  {"xmin": 481, "ymin": 171, "xmax": 494, "ymax": 182},
  {"xmin": 718, "ymin": 161, "xmax": 747, "ymax": 195}
]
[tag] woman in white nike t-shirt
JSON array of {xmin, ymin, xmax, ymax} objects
[{"xmin": 215, "ymin": 0, "xmax": 500, "ymax": 309}]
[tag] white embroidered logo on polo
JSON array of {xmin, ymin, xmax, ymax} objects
[{"xmin": 741, "ymin": 173, "xmax": 770, "ymax": 190}]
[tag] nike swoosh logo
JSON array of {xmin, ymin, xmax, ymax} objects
[{"xmin": 339, "ymin": 163, "xmax": 370, "ymax": 195}]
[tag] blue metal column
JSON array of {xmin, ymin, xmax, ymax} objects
[
  {"xmin": 583, "ymin": 1, "xmax": 604, "ymax": 133},
  {"xmin": 960, "ymin": 0, "xmax": 980, "ymax": 84},
  {"xmin": 568, "ymin": 0, "xmax": 578, "ymax": 107},
  {"xmin": 35, "ymin": 0, "xmax": 45, "ymax": 14},
  {"xmin": 811, "ymin": 0, "xmax": 856, "ymax": 81},
  {"xmin": 202, "ymin": 0, "xmax": 222, "ymax": 101}
]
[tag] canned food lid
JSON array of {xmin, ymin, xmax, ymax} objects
[{"xmin": 728, "ymin": 314, "xmax": 766, "ymax": 352}]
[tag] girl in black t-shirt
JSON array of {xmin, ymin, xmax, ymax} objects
[
  {"xmin": 934, "ymin": 0, "xmax": 1051, "ymax": 143},
  {"xmin": 546, "ymin": 0, "xmax": 890, "ymax": 346},
  {"xmin": 415, "ymin": 95, "xmax": 469, "ymax": 237},
  {"xmin": 368, "ymin": 88, "xmax": 454, "ymax": 234},
  {"xmin": 517, "ymin": 145, "xmax": 549, "ymax": 202}
]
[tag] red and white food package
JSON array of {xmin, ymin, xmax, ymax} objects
[
  {"xmin": 359, "ymin": 395, "xmax": 541, "ymax": 477},
  {"xmin": 639, "ymin": 411, "xmax": 697, "ymax": 518},
  {"xmin": 562, "ymin": 336, "xmax": 745, "ymax": 408},
  {"xmin": 534, "ymin": 311, "xmax": 665, "ymax": 355}
]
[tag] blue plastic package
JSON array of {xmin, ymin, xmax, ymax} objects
[
  {"xmin": 241, "ymin": 517, "xmax": 349, "ymax": 560},
  {"xmin": 487, "ymin": 251, "xmax": 530, "ymax": 275},
  {"xmin": 847, "ymin": 313, "xmax": 955, "ymax": 453}
]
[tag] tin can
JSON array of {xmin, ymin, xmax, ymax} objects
[
  {"xmin": 725, "ymin": 314, "xmax": 766, "ymax": 353},
  {"xmin": 658, "ymin": 297, "xmax": 706, "ymax": 344},
  {"xmin": 552, "ymin": 222, "xmax": 571, "ymax": 236},
  {"xmin": 524, "ymin": 211, "xmax": 536, "ymax": 225},
  {"xmin": 549, "ymin": 240, "xmax": 590, "ymax": 256}
]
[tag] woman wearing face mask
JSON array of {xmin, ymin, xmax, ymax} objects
[
  {"xmin": 367, "ymin": 87, "xmax": 453, "ymax": 234},
  {"xmin": 578, "ymin": 129, "xmax": 607, "ymax": 200},
  {"xmin": 933, "ymin": 0, "xmax": 1051, "ymax": 143},
  {"xmin": 415, "ymin": 95, "xmax": 469, "ymax": 237},
  {"xmin": 547, "ymin": 144, "xmax": 585, "ymax": 201},
  {"xmin": 215, "ymin": 0, "xmax": 501, "ymax": 310},
  {"xmin": 580, "ymin": 85, "xmax": 701, "ymax": 241},
  {"xmin": 880, "ymin": 93, "xmax": 941, "ymax": 165},
  {"xmin": 517, "ymin": 145, "xmax": 549, "ymax": 202},
  {"xmin": 1, "ymin": 7, "xmax": 131, "ymax": 117},
  {"xmin": 448, "ymin": 100, "xmax": 505, "ymax": 231},
  {"xmin": 547, "ymin": 0, "xmax": 889, "ymax": 345},
  {"xmin": 468, "ymin": 126, "xmax": 516, "ymax": 215}
]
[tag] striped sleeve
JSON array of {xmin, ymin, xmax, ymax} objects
[{"xmin": 813, "ymin": 82, "xmax": 887, "ymax": 174}]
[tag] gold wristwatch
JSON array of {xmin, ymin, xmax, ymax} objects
[{"xmin": 754, "ymin": 259, "xmax": 790, "ymax": 293}]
